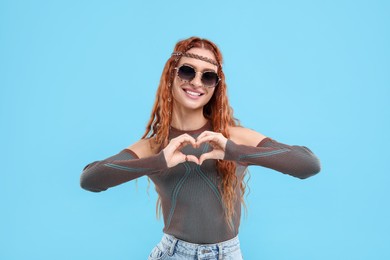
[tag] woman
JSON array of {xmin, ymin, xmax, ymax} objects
[{"xmin": 80, "ymin": 37, "xmax": 321, "ymax": 260}]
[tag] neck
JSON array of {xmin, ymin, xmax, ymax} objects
[{"xmin": 171, "ymin": 107, "xmax": 208, "ymax": 131}]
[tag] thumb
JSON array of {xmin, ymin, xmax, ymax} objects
[
  {"xmin": 185, "ymin": 154, "xmax": 200, "ymax": 165},
  {"xmin": 199, "ymin": 152, "xmax": 216, "ymax": 165}
]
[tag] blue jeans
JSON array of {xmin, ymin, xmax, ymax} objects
[{"xmin": 148, "ymin": 233, "xmax": 244, "ymax": 260}]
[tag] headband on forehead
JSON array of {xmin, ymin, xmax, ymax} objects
[{"xmin": 172, "ymin": 52, "xmax": 220, "ymax": 67}]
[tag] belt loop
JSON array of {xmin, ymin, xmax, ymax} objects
[
  {"xmin": 168, "ymin": 237, "xmax": 178, "ymax": 256},
  {"xmin": 218, "ymin": 244, "xmax": 223, "ymax": 260}
]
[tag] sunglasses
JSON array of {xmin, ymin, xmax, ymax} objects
[{"xmin": 175, "ymin": 64, "xmax": 220, "ymax": 88}]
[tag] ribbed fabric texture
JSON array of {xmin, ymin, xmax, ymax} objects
[
  {"xmin": 224, "ymin": 138, "xmax": 321, "ymax": 179},
  {"xmin": 154, "ymin": 124, "xmax": 245, "ymax": 243},
  {"xmin": 80, "ymin": 122, "xmax": 320, "ymax": 243},
  {"xmin": 80, "ymin": 149, "xmax": 167, "ymax": 192}
]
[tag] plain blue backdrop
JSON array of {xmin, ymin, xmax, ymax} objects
[{"xmin": 1, "ymin": 0, "xmax": 389, "ymax": 259}]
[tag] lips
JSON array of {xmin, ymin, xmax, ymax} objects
[{"xmin": 182, "ymin": 88, "xmax": 204, "ymax": 97}]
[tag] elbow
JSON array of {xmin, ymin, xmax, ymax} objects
[
  {"xmin": 295, "ymin": 158, "xmax": 321, "ymax": 180},
  {"xmin": 80, "ymin": 180, "xmax": 95, "ymax": 192},
  {"xmin": 80, "ymin": 174, "xmax": 106, "ymax": 193},
  {"xmin": 296, "ymin": 167, "xmax": 321, "ymax": 180},
  {"xmin": 291, "ymin": 147, "xmax": 321, "ymax": 179},
  {"xmin": 80, "ymin": 161, "xmax": 108, "ymax": 192}
]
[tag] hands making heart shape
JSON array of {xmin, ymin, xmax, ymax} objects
[{"xmin": 162, "ymin": 131, "xmax": 228, "ymax": 168}]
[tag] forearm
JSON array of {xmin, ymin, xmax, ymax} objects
[
  {"xmin": 80, "ymin": 149, "xmax": 167, "ymax": 192},
  {"xmin": 224, "ymin": 138, "xmax": 321, "ymax": 179}
]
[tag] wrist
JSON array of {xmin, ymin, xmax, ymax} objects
[{"xmin": 223, "ymin": 140, "xmax": 240, "ymax": 161}]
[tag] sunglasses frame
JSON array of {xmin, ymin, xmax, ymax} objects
[{"xmin": 174, "ymin": 64, "xmax": 220, "ymax": 88}]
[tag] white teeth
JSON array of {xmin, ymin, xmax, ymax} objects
[{"xmin": 185, "ymin": 90, "xmax": 202, "ymax": 96}]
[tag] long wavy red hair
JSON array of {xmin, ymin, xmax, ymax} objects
[{"xmin": 142, "ymin": 37, "xmax": 245, "ymax": 227}]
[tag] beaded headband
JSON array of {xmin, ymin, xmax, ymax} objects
[{"xmin": 172, "ymin": 52, "xmax": 220, "ymax": 67}]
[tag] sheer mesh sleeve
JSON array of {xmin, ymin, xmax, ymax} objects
[
  {"xmin": 224, "ymin": 138, "xmax": 321, "ymax": 179},
  {"xmin": 80, "ymin": 149, "xmax": 167, "ymax": 192}
]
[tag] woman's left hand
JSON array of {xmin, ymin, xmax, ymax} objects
[{"xmin": 196, "ymin": 131, "xmax": 228, "ymax": 165}]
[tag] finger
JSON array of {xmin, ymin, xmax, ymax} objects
[
  {"xmin": 164, "ymin": 136, "xmax": 195, "ymax": 160},
  {"xmin": 164, "ymin": 151, "xmax": 186, "ymax": 168},
  {"xmin": 177, "ymin": 134, "xmax": 197, "ymax": 147},
  {"xmin": 199, "ymin": 151, "xmax": 224, "ymax": 165},
  {"xmin": 173, "ymin": 134, "xmax": 195, "ymax": 143},
  {"xmin": 171, "ymin": 135, "xmax": 197, "ymax": 150},
  {"xmin": 197, "ymin": 134, "xmax": 226, "ymax": 148},
  {"xmin": 196, "ymin": 131, "xmax": 217, "ymax": 140},
  {"xmin": 185, "ymin": 154, "xmax": 200, "ymax": 165},
  {"xmin": 199, "ymin": 152, "xmax": 214, "ymax": 165}
]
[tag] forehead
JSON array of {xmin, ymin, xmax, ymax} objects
[{"xmin": 177, "ymin": 48, "xmax": 218, "ymax": 71}]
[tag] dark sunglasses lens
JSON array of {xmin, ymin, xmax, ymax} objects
[
  {"xmin": 202, "ymin": 72, "xmax": 219, "ymax": 87},
  {"xmin": 178, "ymin": 66, "xmax": 195, "ymax": 81}
]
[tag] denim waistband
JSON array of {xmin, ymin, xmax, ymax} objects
[{"xmin": 161, "ymin": 233, "xmax": 241, "ymax": 260}]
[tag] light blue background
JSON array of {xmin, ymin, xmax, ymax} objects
[{"xmin": 1, "ymin": 0, "xmax": 389, "ymax": 259}]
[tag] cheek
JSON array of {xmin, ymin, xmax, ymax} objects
[
  {"xmin": 205, "ymin": 88, "xmax": 216, "ymax": 101},
  {"xmin": 172, "ymin": 78, "xmax": 184, "ymax": 92},
  {"xmin": 171, "ymin": 80, "xmax": 181, "ymax": 96}
]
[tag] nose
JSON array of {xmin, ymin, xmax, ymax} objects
[{"xmin": 190, "ymin": 71, "xmax": 203, "ymax": 88}]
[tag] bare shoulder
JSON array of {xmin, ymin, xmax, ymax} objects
[
  {"xmin": 228, "ymin": 126, "xmax": 267, "ymax": 146},
  {"xmin": 126, "ymin": 138, "xmax": 159, "ymax": 158}
]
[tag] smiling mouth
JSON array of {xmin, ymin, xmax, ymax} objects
[{"xmin": 183, "ymin": 89, "xmax": 204, "ymax": 97}]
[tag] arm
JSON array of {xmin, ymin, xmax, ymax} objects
[
  {"xmin": 196, "ymin": 129, "xmax": 321, "ymax": 179},
  {"xmin": 224, "ymin": 138, "xmax": 321, "ymax": 179},
  {"xmin": 80, "ymin": 149, "xmax": 167, "ymax": 192},
  {"xmin": 80, "ymin": 134, "xmax": 199, "ymax": 192}
]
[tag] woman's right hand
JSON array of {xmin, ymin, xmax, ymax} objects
[{"xmin": 163, "ymin": 134, "xmax": 199, "ymax": 168}]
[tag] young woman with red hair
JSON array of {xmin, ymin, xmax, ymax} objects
[{"xmin": 80, "ymin": 37, "xmax": 321, "ymax": 260}]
